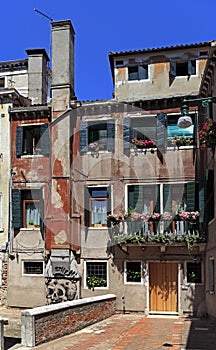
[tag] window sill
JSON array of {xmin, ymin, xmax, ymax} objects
[
  {"xmin": 88, "ymin": 226, "xmax": 108, "ymax": 230},
  {"xmin": 86, "ymin": 150, "xmax": 111, "ymax": 154},
  {"xmin": 0, "ymin": 228, "xmax": 4, "ymax": 232},
  {"xmin": 21, "ymin": 154, "xmax": 44, "ymax": 158},
  {"xmin": 21, "ymin": 227, "xmax": 41, "ymax": 231},
  {"xmin": 167, "ymin": 145, "xmax": 195, "ymax": 150}
]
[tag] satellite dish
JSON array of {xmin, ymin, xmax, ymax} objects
[{"xmin": 177, "ymin": 116, "xmax": 193, "ymax": 128}]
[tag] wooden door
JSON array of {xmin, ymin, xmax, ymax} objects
[{"xmin": 149, "ymin": 262, "xmax": 178, "ymax": 313}]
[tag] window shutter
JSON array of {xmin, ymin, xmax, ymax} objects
[
  {"xmin": 39, "ymin": 189, "xmax": 44, "ymax": 227},
  {"xmin": 128, "ymin": 185, "xmax": 143, "ymax": 212},
  {"xmin": 155, "ymin": 184, "xmax": 160, "ymax": 213},
  {"xmin": 163, "ymin": 184, "xmax": 171, "ymax": 212},
  {"xmin": 107, "ymin": 186, "xmax": 111, "ymax": 216},
  {"xmin": 80, "ymin": 121, "xmax": 88, "ymax": 153},
  {"xmin": 199, "ymin": 180, "xmax": 205, "ymax": 223},
  {"xmin": 12, "ymin": 189, "xmax": 22, "ymax": 228},
  {"xmin": 170, "ymin": 61, "xmax": 176, "ymax": 76},
  {"xmin": 187, "ymin": 182, "xmax": 196, "ymax": 212},
  {"xmin": 16, "ymin": 126, "xmax": 23, "ymax": 158},
  {"xmin": 40, "ymin": 124, "xmax": 50, "ymax": 156},
  {"xmin": 188, "ymin": 60, "xmax": 196, "ymax": 75},
  {"xmin": 138, "ymin": 65, "xmax": 148, "ymax": 80},
  {"xmin": 123, "ymin": 117, "xmax": 131, "ymax": 152},
  {"xmin": 156, "ymin": 113, "xmax": 167, "ymax": 152},
  {"xmin": 107, "ymin": 120, "xmax": 115, "ymax": 152},
  {"xmin": 84, "ymin": 186, "xmax": 90, "ymax": 227}
]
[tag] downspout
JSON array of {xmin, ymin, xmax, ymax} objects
[{"xmin": 8, "ymin": 106, "xmax": 13, "ymax": 256}]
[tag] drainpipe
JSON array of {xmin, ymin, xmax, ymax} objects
[{"xmin": 8, "ymin": 107, "xmax": 14, "ymax": 257}]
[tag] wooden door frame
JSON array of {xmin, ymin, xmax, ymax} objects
[{"xmin": 146, "ymin": 260, "xmax": 181, "ymax": 315}]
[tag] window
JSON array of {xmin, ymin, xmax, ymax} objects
[
  {"xmin": 125, "ymin": 261, "xmax": 142, "ymax": 283},
  {"xmin": 23, "ymin": 261, "xmax": 44, "ymax": 275},
  {"xmin": 80, "ymin": 120, "xmax": 115, "ymax": 153},
  {"xmin": 130, "ymin": 117, "xmax": 156, "ymax": 141},
  {"xmin": 124, "ymin": 114, "xmax": 168, "ymax": 152},
  {"xmin": 16, "ymin": 124, "xmax": 49, "ymax": 157},
  {"xmin": 85, "ymin": 261, "xmax": 107, "ymax": 288},
  {"xmin": 127, "ymin": 182, "xmax": 197, "ymax": 215},
  {"xmin": 128, "ymin": 184, "xmax": 160, "ymax": 214},
  {"xmin": 23, "ymin": 200, "xmax": 40, "ymax": 227},
  {"xmin": 128, "ymin": 65, "xmax": 148, "ymax": 81},
  {"xmin": 170, "ymin": 60, "xmax": 196, "ymax": 77},
  {"xmin": 186, "ymin": 262, "xmax": 202, "ymax": 283},
  {"xmin": 84, "ymin": 187, "xmax": 111, "ymax": 227},
  {"xmin": 12, "ymin": 189, "xmax": 43, "ymax": 229},
  {"xmin": 167, "ymin": 115, "xmax": 195, "ymax": 145},
  {"xmin": 115, "ymin": 60, "xmax": 124, "ymax": 67},
  {"xmin": 0, "ymin": 78, "xmax": 5, "ymax": 88},
  {"xmin": 209, "ymin": 258, "xmax": 215, "ymax": 294}
]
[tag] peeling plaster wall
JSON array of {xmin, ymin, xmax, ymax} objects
[{"xmin": 113, "ymin": 48, "xmax": 208, "ymax": 101}]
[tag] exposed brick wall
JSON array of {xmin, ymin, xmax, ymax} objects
[
  {"xmin": 21, "ymin": 294, "xmax": 116, "ymax": 347},
  {"xmin": 0, "ymin": 261, "xmax": 8, "ymax": 306}
]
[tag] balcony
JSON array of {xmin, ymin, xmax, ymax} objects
[{"xmin": 108, "ymin": 212, "xmax": 207, "ymax": 250}]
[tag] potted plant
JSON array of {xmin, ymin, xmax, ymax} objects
[
  {"xmin": 131, "ymin": 138, "xmax": 156, "ymax": 149},
  {"xmin": 199, "ymin": 118, "xmax": 216, "ymax": 148},
  {"xmin": 171, "ymin": 135, "xmax": 194, "ymax": 147}
]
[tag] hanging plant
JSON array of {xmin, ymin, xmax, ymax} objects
[{"xmin": 199, "ymin": 118, "xmax": 216, "ymax": 148}]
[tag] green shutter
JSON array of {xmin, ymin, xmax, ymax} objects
[
  {"xmin": 163, "ymin": 184, "xmax": 171, "ymax": 212},
  {"xmin": 80, "ymin": 121, "xmax": 88, "ymax": 153},
  {"xmin": 84, "ymin": 186, "xmax": 90, "ymax": 227},
  {"xmin": 156, "ymin": 113, "xmax": 167, "ymax": 152},
  {"xmin": 39, "ymin": 189, "xmax": 44, "ymax": 227},
  {"xmin": 187, "ymin": 182, "xmax": 196, "ymax": 212},
  {"xmin": 16, "ymin": 126, "xmax": 23, "ymax": 158},
  {"xmin": 199, "ymin": 180, "xmax": 205, "ymax": 223},
  {"xmin": 155, "ymin": 184, "xmax": 160, "ymax": 213},
  {"xmin": 107, "ymin": 120, "xmax": 115, "ymax": 152},
  {"xmin": 12, "ymin": 189, "xmax": 22, "ymax": 228},
  {"xmin": 123, "ymin": 117, "xmax": 131, "ymax": 152},
  {"xmin": 40, "ymin": 124, "xmax": 50, "ymax": 156},
  {"xmin": 107, "ymin": 186, "xmax": 111, "ymax": 216}
]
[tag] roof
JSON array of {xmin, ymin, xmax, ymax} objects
[
  {"xmin": 108, "ymin": 40, "xmax": 215, "ymax": 57},
  {"xmin": 0, "ymin": 58, "xmax": 28, "ymax": 72}
]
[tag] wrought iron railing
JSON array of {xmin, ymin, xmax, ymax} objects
[{"xmin": 111, "ymin": 220, "xmax": 206, "ymax": 246}]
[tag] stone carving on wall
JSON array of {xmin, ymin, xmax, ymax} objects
[
  {"xmin": 46, "ymin": 278, "xmax": 77, "ymax": 304},
  {"xmin": 45, "ymin": 253, "xmax": 81, "ymax": 304}
]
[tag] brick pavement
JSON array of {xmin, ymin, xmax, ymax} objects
[{"xmin": 5, "ymin": 311, "xmax": 216, "ymax": 350}]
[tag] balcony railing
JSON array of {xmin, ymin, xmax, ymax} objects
[{"xmin": 111, "ymin": 220, "xmax": 206, "ymax": 248}]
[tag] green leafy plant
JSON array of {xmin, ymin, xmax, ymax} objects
[
  {"xmin": 199, "ymin": 118, "xmax": 216, "ymax": 148},
  {"xmin": 28, "ymin": 219, "xmax": 34, "ymax": 225},
  {"xmin": 86, "ymin": 275, "xmax": 107, "ymax": 290},
  {"xmin": 171, "ymin": 135, "xmax": 194, "ymax": 147},
  {"xmin": 126, "ymin": 270, "xmax": 141, "ymax": 282}
]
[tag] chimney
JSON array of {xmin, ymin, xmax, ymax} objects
[
  {"xmin": 26, "ymin": 48, "xmax": 50, "ymax": 104},
  {"xmin": 51, "ymin": 20, "xmax": 75, "ymax": 118}
]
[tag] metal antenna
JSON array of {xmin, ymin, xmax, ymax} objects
[
  {"xmin": 34, "ymin": 8, "xmax": 54, "ymax": 65},
  {"xmin": 34, "ymin": 8, "xmax": 53, "ymax": 22}
]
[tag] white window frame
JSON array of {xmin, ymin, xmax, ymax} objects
[
  {"xmin": 84, "ymin": 260, "xmax": 109, "ymax": 289},
  {"xmin": 124, "ymin": 260, "xmax": 143, "ymax": 285},
  {"xmin": 22, "ymin": 260, "xmax": 44, "ymax": 276}
]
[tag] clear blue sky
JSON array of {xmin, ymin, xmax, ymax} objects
[{"xmin": 1, "ymin": 0, "xmax": 216, "ymax": 101}]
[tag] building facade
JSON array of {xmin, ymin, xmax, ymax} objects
[
  {"xmin": 3, "ymin": 19, "xmax": 216, "ymax": 315},
  {"xmin": 72, "ymin": 41, "xmax": 215, "ymax": 314}
]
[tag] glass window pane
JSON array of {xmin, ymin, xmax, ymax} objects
[{"xmin": 91, "ymin": 200, "xmax": 107, "ymax": 224}]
